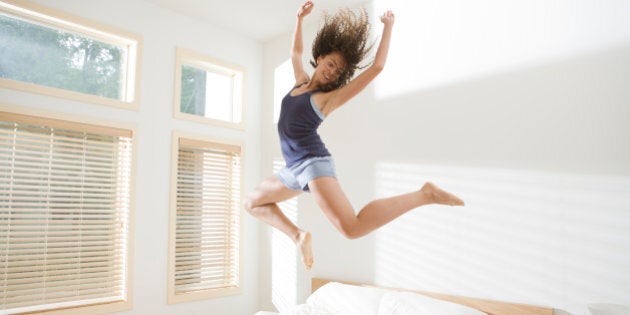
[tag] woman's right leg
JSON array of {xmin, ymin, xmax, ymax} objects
[
  {"xmin": 243, "ymin": 176, "xmax": 314, "ymax": 269},
  {"xmin": 309, "ymin": 177, "xmax": 464, "ymax": 240}
]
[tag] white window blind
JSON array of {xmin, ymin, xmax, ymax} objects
[
  {"xmin": 0, "ymin": 111, "xmax": 133, "ymax": 314},
  {"xmin": 170, "ymin": 137, "xmax": 242, "ymax": 302}
]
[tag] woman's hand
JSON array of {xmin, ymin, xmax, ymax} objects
[
  {"xmin": 297, "ymin": 1, "xmax": 314, "ymax": 19},
  {"xmin": 380, "ymin": 10, "xmax": 395, "ymax": 26}
]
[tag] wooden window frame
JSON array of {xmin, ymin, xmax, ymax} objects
[
  {"xmin": 173, "ymin": 48, "xmax": 246, "ymax": 130},
  {"xmin": 0, "ymin": 0, "xmax": 143, "ymax": 110},
  {"xmin": 0, "ymin": 104, "xmax": 136, "ymax": 315},
  {"xmin": 167, "ymin": 131, "xmax": 244, "ymax": 304}
]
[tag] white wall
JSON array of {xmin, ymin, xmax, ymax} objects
[
  {"xmin": 262, "ymin": 1, "xmax": 630, "ymax": 314},
  {"xmin": 0, "ymin": 0, "xmax": 263, "ymax": 314}
]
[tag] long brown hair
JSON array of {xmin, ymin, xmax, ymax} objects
[{"xmin": 310, "ymin": 7, "xmax": 373, "ymax": 91}]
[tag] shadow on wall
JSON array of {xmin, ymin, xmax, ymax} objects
[
  {"xmin": 372, "ymin": 162, "xmax": 630, "ymax": 315},
  {"xmin": 324, "ymin": 43, "xmax": 630, "ymax": 175}
]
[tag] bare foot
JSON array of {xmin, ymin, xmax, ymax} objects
[
  {"xmin": 420, "ymin": 182, "xmax": 465, "ymax": 206},
  {"xmin": 296, "ymin": 231, "xmax": 313, "ymax": 270}
]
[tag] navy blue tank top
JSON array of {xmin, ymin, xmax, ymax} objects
[{"xmin": 277, "ymin": 87, "xmax": 330, "ymax": 168}]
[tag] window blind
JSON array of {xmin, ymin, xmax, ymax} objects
[
  {"xmin": 173, "ymin": 137, "xmax": 241, "ymax": 299},
  {"xmin": 0, "ymin": 112, "xmax": 132, "ymax": 314}
]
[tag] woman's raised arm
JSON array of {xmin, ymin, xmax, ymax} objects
[
  {"xmin": 291, "ymin": 1, "xmax": 314, "ymax": 85},
  {"xmin": 321, "ymin": 10, "xmax": 395, "ymax": 114}
]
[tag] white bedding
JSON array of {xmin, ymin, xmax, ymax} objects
[{"xmin": 255, "ymin": 282, "xmax": 486, "ymax": 315}]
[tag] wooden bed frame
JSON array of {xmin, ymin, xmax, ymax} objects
[{"xmin": 312, "ymin": 278, "xmax": 554, "ymax": 315}]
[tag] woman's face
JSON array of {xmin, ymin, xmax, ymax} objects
[{"xmin": 316, "ymin": 52, "xmax": 346, "ymax": 86}]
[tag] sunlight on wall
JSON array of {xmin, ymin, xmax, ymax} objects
[
  {"xmin": 371, "ymin": 0, "xmax": 630, "ymax": 99},
  {"xmin": 373, "ymin": 162, "xmax": 630, "ymax": 314},
  {"xmin": 271, "ymin": 58, "xmax": 301, "ymax": 312},
  {"xmin": 273, "ymin": 59, "xmax": 293, "ymax": 124},
  {"xmin": 271, "ymin": 158, "xmax": 299, "ymax": 312}
]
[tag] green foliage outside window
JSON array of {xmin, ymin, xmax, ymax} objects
[
  {"xmin": 0, "ymin": 13, "xmax": 125, "ymax": 100},
  {"xmin": 180, "ymin": 65, "xmax": 206, "ymax": 116}
]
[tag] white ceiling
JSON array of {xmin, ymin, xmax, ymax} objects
[{"xmin": 142, "ymin": 0, "xmax": 367, "ymax": 42}]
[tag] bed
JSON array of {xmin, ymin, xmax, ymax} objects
[{"xmin": 255, "ymin": 277, "xmax": 554, "ymax": 315}]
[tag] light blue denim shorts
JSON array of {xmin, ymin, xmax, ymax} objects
[{"xmin": 277, "ymin": 156, "xmax": 336, "ymax": 192}]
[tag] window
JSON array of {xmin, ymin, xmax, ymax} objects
[
  {"xmin": 174, "ymin": 48, "xmax": 245, "ymax": 129},
  {"xmin": 271, "ymin": 158, "xmax": 299, "ymax": 312},
  {"xmin": 0, "ymin": 0, "xmax": 141, "ymax": 110},
  {"xmin": 168, "ymin": 132, "xmax": 242, "ymax": 303},
  {"xmin": 273, "ymin": 59, "xmax": 293, "ymax": 123},
  {"xmin": 0, "ymin": 107, "xmax": 134, "ymax": 314}
]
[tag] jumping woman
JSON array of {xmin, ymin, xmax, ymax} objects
[{"xmin": 244, "ymin": 1, "xmax": 465, "ymax": 270}]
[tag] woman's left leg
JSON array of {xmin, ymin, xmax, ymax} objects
[
  {"xmin": 245, "ymin": 175, "xmax": 319, "ymax": 269},
  {"xmin": 308, "ymin": 177, "xmax": 464, "ymax": 239}
]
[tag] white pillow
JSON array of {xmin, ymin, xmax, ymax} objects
[
  {"xmin": 306, "ymin": 282, "xmax": 390, "ymax": 315},
  {"xmin": 378, "ymin": 291, "xmax": 487, "ymax": 315}
]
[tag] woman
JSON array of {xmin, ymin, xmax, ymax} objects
[{"xmin": 244, "ymin": 1, "xmax": 464, "ymax": 270}]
